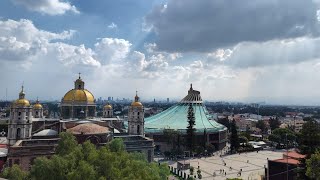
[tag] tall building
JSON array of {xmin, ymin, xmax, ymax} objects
[
  {"xmin": 7, "ymin": 86, "xmax": 33, "ymax": 146},
  {"xmin": 128, "ymin": 92, "xmax": 144, "ymax": 136}
]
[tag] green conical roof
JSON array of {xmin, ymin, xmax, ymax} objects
[{"xmin": 145, "ymin": 85, "xmax": 226, "ymax": 134}]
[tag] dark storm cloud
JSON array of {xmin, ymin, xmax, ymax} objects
[{"xmin": 146, "ymin": 0, "xmax": 320, "ymax": 52}]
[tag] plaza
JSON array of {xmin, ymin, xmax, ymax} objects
[{"xmin": 166, "ymin": 150, "xmax": 284, "ymax": 180}]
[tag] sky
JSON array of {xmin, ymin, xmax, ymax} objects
[{"xmin": 1, "ymin": 0, "xmax": 320, "ymax": 105}]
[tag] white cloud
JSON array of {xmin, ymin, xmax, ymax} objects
[
  {"xmin": 207, "ymin": 37, "xmax": 320, "ymax": 68},
  {"xmin": 11, "ymin": 0, "xmax": 79, "ymax": 15},
  {"xmin": 94, "ymin": 38, "xmax": 131, "ymax": 64},
  {"xmin": 107, "ymin": 22, "xmax": 118, "ymax": 29},
  {"xmin": 3, "ymin": 18, "xmax": 320, "ymax": 104}
]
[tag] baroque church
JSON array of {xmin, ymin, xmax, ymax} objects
[{"xmin": 6, "ymin": 75, "xmax": 154, "ymax": 171}]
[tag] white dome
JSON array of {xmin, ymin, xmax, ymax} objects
[{"xmin": 33, "ymin": 129, "xmax": 58, "ymax": 137}]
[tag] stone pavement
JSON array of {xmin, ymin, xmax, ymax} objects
[{"xmin": 167, "ymin": 150, "xmax": 284, "ymax": 180}]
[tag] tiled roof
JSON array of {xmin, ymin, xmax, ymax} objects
[{"xmin": 67, "ymin": 123, "xmax": 110, "ymax": 135}]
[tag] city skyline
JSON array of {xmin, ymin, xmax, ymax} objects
[{"xmin": 1, "ymin": 0, "xmax": 320, "ymax": 105}]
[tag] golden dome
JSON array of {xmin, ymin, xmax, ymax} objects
[
  {"xmin": 131, "ymin": 101, "xmax": 143, "ymax": 107},
  {"xmin": 13, "ymin": 99, "xmax": 30, "ymax": 107},
  {"xmin": 13, "ymin": 86, "xmax": 30, "ymax": 107},
  {"xmin": 62, "ymin": 89, "xmax": 95, "ymax": 103},
  {"xmin": 33, "ymin": 103, "xmax": 43, "ymax": 109},
  {"xmin": 104, "ymin": 104, "xmax": 112, "ymax": 109}
]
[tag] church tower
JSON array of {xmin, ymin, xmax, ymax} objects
[
  {"xmin": 8, "ymin": 86, "xmax": 33, "ymax": 146},
  {"xmin": 103, "ymin": 103, "xmax": 113, "ymax": 118},
  {"xmin": 32, "ymin": 98, "xmax": 43, "ymax": 118},
  {"xmin": 128, "ymin": 91, "xmax": 144, "ymax": 136}
]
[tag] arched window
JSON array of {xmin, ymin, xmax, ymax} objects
[
  {"xmin": 137, "ymin": 125, "xmax": 140, "ymax": 134},
  {"xmin": 36, "ymin": 111, "xmax": 38, "ymax": 116},
  {"xmin": 16, "ymin": 128, "xmax": 21, "ymax": 139},
  {"xmin": 18, "ymin": 112, "xmax": 21, "ymax": 116},
  {"xmin": 107, "ymin": 111, "xmax": 109, "ymax": 115},
  {"xmin": 137, "ymin": 112, "xmax": 140, "ymax": 116}
]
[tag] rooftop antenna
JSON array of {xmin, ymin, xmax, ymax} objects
[
  {"xmin": 78, "ymin": 72, "xmax": 81, "ymax": 79},
  {"xmin": 5, "ymin": 88, "xmax": 7, "ymax": 102}
]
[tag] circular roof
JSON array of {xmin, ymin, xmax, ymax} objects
[
  {"xmin": 131, "ymin": 101, "xmax": 143, "ymax": 107},
  {"xmin": 33, "ymin": 129, "xmax": 58, "ymax": 136},
  {"xmin": 62, "ymin": 89, "xmax": 94, "ymax": 103},
  {"xmin": 104, "ymin": 104, "xmax": 112, "ymax": 109},
  {"xmin": 67, "ymin": 123, "xmax": 110, "ymax": 135},
  {"xmin": 13, "ymin": 99, "xmax": 30, "ymax": 107},
  {"xmin": 33, "ymin": 103, "xmax": 43, "ymax": 109}
]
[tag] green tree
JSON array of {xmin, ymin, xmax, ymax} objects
[
  {"xmin": 268, "ymin": 128, "xmax": 296, "ymax": 146},
  {"xmin": 269, "ymin": 117, "xmax": 280, "ymax": 130},
  {"xmin": 107, "ymin": 138, "xmax": 125, "ymax": 152},
  {"xmin": 217, "ymin": 117, "xmax": 230, "ymax": 130},
  {"xmin": 230, "ymin": 119, "xmax": 240, "ymax": 153},
  {"xmin": 298, "ymin": 120, "xmax": 320, "ymax": 155},
  {"xmin": 4, "ymin": 133, "xmax": 170, "ymax": 180},
  {"xmin": 186, "ymin": 104, "xmax": 196, "ymax": 152},
  {"xmin": 297, "ymin": 120, "xmax": 320, "ymax": 180},
  {"xmin": 306, "ymin": 151, "xmax": 320, "ymax": 179},
  {"xmin": 256, "ymin": 120, "xmax": 266, "ymax": 134},
  {"xmin": 31, "ymin": 133, "xmax": 169, "ymax": 180},
  {"xmin": 1, "ymin": 164, "xmax": 28, "ymax": 180},
  {"xmin": 56, "ymin": 132, "xmax": 78, "ymax": 156}
]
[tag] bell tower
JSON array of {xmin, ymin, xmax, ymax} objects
[
  {"xmin": 128, "ymin": 91, "xmax": 144, "ymax": 136},
  {"xmin": 8, "ymin": 86, "xmax": 33, "ymax": 146},
  {"xmin": 103, "ymin": 103, "xmax": 113, "ymax": 118}
]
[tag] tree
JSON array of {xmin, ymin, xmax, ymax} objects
[
  {"xmin": 269, "ymin": 117, "xmax": 280, "ymax": 130},
  {"xmin": 107, "ymin": 138, "xmax": 125, "ymax": 152},
  {"xmin": 306, "ymin": 151, "xmax": 320, "ymax": 179},
  {"xmin": 1, "ymin": 164, "xmax": 28, "ymax": 180},
  {"xmin": 298, "ymin": 120, "xmax": 320, "ymax": 156},
  {"xmin": 4, "ymin": 132, "xmax": 170, "ymax": 180},
  {"xmin": 268, "ymin": 128, "xmax": 296, "ymax": 147},
  {"xmin": 217, "ymin": 117, "xmax": 230, "ymax": 131},
  {"xmin": 256, "ymin": 120, "xmax": 266, "ymax": 134},
  {"xmin": 56, "ymin": 132, "xmax": 79, "ymax": 156},
  {"xmin": 187, "ymin": 104, "xmax": 196, "ymax": 152},
  {"xmin": 297, "ymin": 120, "xmax": 320, "ymax": 179},
  {"xmin": 230, "ymin": 119, "xmax": 240, "ymax": 153}
]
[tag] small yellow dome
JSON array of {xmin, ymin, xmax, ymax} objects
[
  {"xmin": 13, "ymin": 99, "xmax": 30, "ymax": 107},
  {"xmin": 33, "ymin": 103, "xmax": 43, "ymax": 109},
  {"xmin": 131, "ymin": 101, "xmax": 143, "ymax": 107},
  {"xmin": 62, "ymin": 89, "xmax": 95, "ymax": 103},
  {"xmin": 104, "ymin": 104, "xmax": 112, "ymax": 109}
]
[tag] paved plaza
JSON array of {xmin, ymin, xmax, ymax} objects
[{"xmin": 166, "ymin": 150, "xmax": 284, "ymax": 180}]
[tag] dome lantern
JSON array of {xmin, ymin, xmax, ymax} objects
[{"xmin": 131, "ymin": 91, "xmax": 143, "ymax": 107}]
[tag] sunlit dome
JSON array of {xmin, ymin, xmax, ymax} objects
[
  {"xmin": 131, "ymin": 92, "xmax": 143, "ymax": 107},
  {"xmin": 13, "ymin": 86, "xmax": 30, "ymax": 107},
  {"xmin": 61, "ymin": 74, "xmax": 95, "ymax": 104},
  {"xmin": 104, "ymin": 104, "xmax": 112, "ymax": 109},
  {"xmin": 62, "ymin": 89, "xmax": 95, "ymax": 103},
  {"xmin": 33, "ymin": 99, "xmax": 43, "ymax": 109}
]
